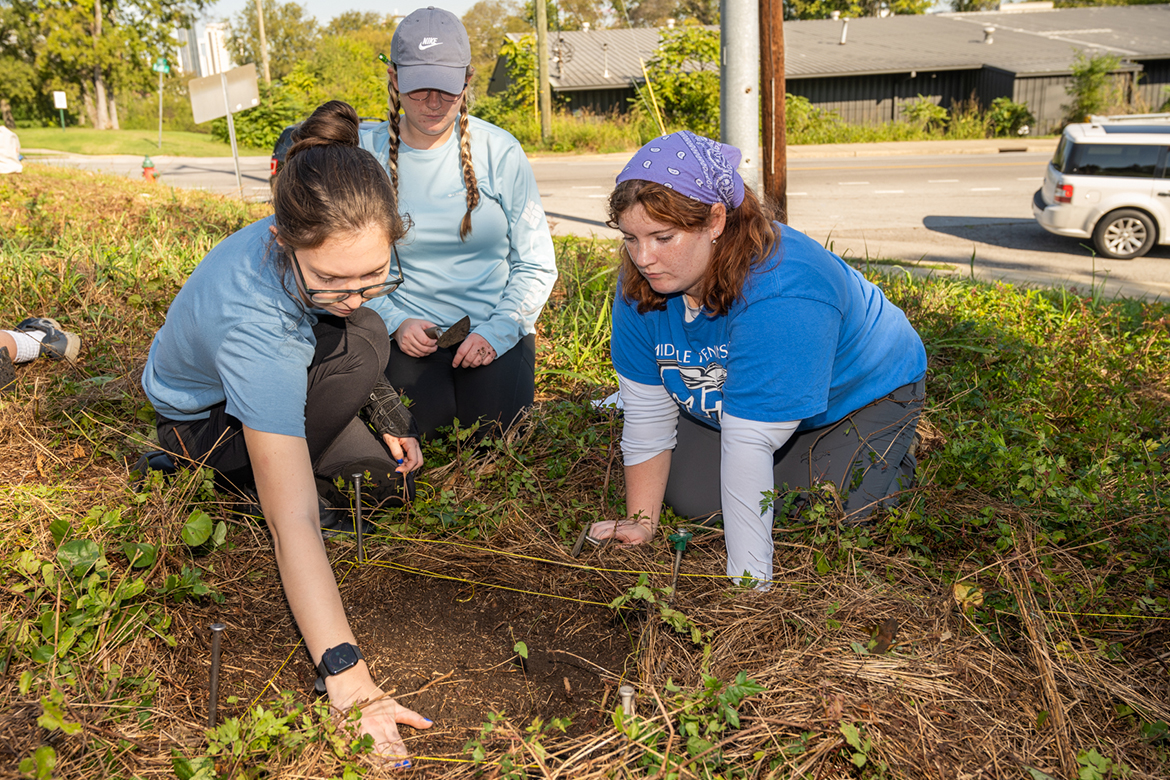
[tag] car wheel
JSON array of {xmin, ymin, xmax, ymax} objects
[{"xmin": 1092, "ymin": 209, "xmax": 1156, "ymax": 260}]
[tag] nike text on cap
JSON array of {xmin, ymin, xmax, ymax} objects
[{"xmin": 391, "ymin": 7, "xmax": 472, "ymax": 96}]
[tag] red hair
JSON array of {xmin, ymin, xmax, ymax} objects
[{"xmin": 607, "ymin": 181, "xmax": 778, "ymax": 316}]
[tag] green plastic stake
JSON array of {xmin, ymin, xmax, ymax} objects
[{"xmin": 668, "ymin": 530, "xmax": 693, "ymax": 598}]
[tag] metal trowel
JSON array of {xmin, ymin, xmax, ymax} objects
[{"xmin": 424, "ymin": 315, "xmax": 471, "ymax": 348}]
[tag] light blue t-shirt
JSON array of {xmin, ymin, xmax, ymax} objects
[
  {"xmin": 359, "ymin": 116, "xmax": 557, "ymax": 355},
  {"xmin": 141, "ymin": 217, "xmax": 398, "ymax": 438},
  {"xmin": 612, "ymin": 223, "xmax": 927, "ymax": 431}
]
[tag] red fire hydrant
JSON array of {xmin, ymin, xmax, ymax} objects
[{"xmin": 142, "ymin": 155, "xmax": 156, "ymax": 183}]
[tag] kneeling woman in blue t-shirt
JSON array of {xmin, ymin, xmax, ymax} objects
[
  {"xmin": 141, "ymin": 101, "xmax": 432, "ymax": 762},
  {"xmin": 588, "ymin": 131, "xmax": 928, "ymax": 587}
]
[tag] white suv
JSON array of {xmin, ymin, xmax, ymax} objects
[{"xmin": 1032, "ymin": 117, "xmax": 1170, "ymax": 260}]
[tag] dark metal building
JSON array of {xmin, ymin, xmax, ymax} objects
[{"xmin": 488, "ymin": 6, "xmax": 1170, "ymax": 135}]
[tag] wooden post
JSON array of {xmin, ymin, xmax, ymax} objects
[{"xmin": 760, "ymin": 0, "xmax": 786, "ymax": 222}]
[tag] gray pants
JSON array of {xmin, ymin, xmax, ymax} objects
[{"xmin": 664, "ymin": 380, "xmax": 925, "ymax": 523}]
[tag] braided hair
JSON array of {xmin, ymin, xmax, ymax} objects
[{"xmin": 387, "ymin": 68, "xmax": 480, "ymax": 241}]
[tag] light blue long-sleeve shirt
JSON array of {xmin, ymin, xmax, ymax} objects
[{"xmin": 359, "ymin": 116, "xmax": 558, "ymax": 356}]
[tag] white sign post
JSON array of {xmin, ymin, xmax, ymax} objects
[
  {"xmin": 53, "ymin": 91, "xmax": 67, "ymax": 130},
  {"xmin": 188, "ymin": 63, "xmax": 260, "ymax": 197}
]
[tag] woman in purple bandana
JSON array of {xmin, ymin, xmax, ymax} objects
[{"xmin": 589, "ymin": 131, "xmax": 927, "ymax": 587}]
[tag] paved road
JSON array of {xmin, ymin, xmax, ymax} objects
[
  {"xmin": 29, "ymin": 145, "xmax": 1170, "ymax": 300},
  {"xmin": 26, "ymin": 152, "xmax": 275, "ymax": 201},
  {"xmin": 532, "ymin": 150, "xmax": 1170, "ymax": 301}
]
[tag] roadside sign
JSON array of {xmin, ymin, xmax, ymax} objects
[
  {"xmin": 53, "ymin": 91, "xmax": 67, "ymax": 109},
  {"xmin": 187, "ymin": 63, "xmax": 261, "ymax": 197},
  {"xmin": 152, "ymin": 57, "xmax": 170, "ymax": 74},
  {"xmin": 188, "ymin": 63, "xmax": 260, "ymax": 124}
]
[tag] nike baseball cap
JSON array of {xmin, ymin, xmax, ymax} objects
[{"xmin": 391, "ymin": 7, "xmax": 472, "ymax": 96}]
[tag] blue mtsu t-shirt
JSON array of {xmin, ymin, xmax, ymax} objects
[
  {"xmin": 142, "ymin": 216, "xmax": 398, "ymax": 438},
  {"xmin": 611, "ymin": 223, "xmax": 927, "ymax": 431}
]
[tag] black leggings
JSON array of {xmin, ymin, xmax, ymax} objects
[
  {"xmin": 156, "ymin": 308, "xmax": 412, "ymax": 505},
  {"xmin": 664, "ymin": 380, "xmax": 925, "ymax": 523},
  {"xmin": 385, "ymin": 333, "xmax": 536, "ymax": 439}
]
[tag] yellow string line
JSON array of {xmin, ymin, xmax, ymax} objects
[
  {"xmin": 245, "ymin": 560, "xmax": 357, "ymax": 712},
  {"xmin": 1041, "ymin": 609, "xmax": 1170, "ymax": 622}
]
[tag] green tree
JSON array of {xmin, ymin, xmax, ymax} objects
[
  {"xmin": 284, "ymin": 33, "xmax": 390, "ymax": 119},
  {"xmin": 642, "ymin": 23, "xmax": 719, "ymax": 137},
  {"xmin": 463, "ymin": 0, "xmax": 530, "ymax": 98},
  {"xmin": 1063, "ymin": 49, "xmax": 1124, "ymax": 124},
  {"xmin": 784, "ymin": 0, "xmax": 928, "ymax": 19},
  {"xmin": 0, "ymin": 1, "xmax": 39, "ymax": 127},
  {"xmin": 324, "ymin": 10, "xmax": 396, "ymax": 35},
  {"xmin": 29, "ymin": 0, "xmax": 202, "ymax": 129},
  {"xmin": 227, "ymin": 0, "xmax": 319, "ymax": 83},
  {"xmin": 947, "ymin": 0, "xmax": 999, "ymax": 10}
]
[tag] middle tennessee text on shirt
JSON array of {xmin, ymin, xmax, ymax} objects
[
  {"xmin": 610, "ymin": 223, "xmax": 927, "ymax": 431},
  {"xmin": 654, "ymin": 342, "xmax": 730, "ymax": 424}
]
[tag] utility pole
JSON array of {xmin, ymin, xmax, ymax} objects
[
  {"xmin": 535, "ymin": 0, "xmax": 552, "ymax": 141},
  {"xmin": 720, "ymin": 0, "xmax": 759, "ymax": 193},
  {"xmin": 256, "ymin": 0, "xmax": 272, "ymax": 84},
  {"xmin": 760, "ymin": 0, "xmax": 786, "ymax": 220}
]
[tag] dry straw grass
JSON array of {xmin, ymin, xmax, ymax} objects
[{"xmin": 1, "ymin": 166, "xmax": 1168, "ymax": 779}]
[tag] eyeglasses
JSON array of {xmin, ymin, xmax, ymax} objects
[
  {"xmin": 404, "ymin": 87, "xmax": 464, "ymax": 104},
  {"xmin": 290, "ymin": 247, "xmax": 404, "ymax": 306}
]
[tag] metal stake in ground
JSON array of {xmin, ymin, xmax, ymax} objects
[
  {"xmin": 352, "ymin": 472, "xmax": 364, "ymax": 564},
  {"xmin": 618, "ymin": 684, "xmax": 636, "ymax": 717},
  {"xmin": 208, "ymin": 623, "xmax": 226, "ymax": 728}
]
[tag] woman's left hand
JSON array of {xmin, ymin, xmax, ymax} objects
[
  {"xmin": 452, "ymin": 334, "xmax": 496, "ymax": 369},
  {"xmin": 382, "ymin": 434, "xmax": 423, "ymax": 473}
]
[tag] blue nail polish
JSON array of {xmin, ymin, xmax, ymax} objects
[
  {"xmin": 396, "ymin": 458, "xmax": 404, "ymax": 465},
  {"xmin": 423, "ymin": 717, "xmax": 433, "ymax": 724},
  {"xmin": 394, "ymin": 759, "xmax": 412, "ymax": 768}
]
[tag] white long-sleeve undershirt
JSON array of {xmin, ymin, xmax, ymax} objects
[{"xmin": 618, "ymin": 375, "xmax": 799, "ymax": 586}]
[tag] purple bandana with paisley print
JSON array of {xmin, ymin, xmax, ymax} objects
[{"xmin": 615, "ymin": 131, "xmax": 745, "ymax": 209}]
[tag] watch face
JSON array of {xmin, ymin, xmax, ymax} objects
[{"xmin": 322, "ymin": 644, "xmax": 359, "ymax": 675}]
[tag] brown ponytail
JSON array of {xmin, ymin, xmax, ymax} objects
[
  {"xmin": 385, "ymin": 78, "xmax": 402, "ymax": 196},
  {"xmin": 271, "ymin": 100, "xmax": 405, "ymax": 270},
  {"xmin": 456, "ymin": 96, "xmax": 480, "ymax": 241}
]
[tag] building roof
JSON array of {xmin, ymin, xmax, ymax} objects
[{"xmin": 493, "ymin": 5, "xmax": 1170, "ymax": 91}]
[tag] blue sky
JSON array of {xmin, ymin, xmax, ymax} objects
[{"xmin": 202, "ymin": 0, "xmax": 481, "ymax": 26}]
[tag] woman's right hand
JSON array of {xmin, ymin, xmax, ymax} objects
[
  {"xmin": 394, "ymin": 319, "xmax": 439, "ymax": 358},
  {"xmin": 326, "ymin": 665, "xmax": 433, "ymax": 767},
  {"xmin": 589, "ymin": 518, "xmax": 656, "ymax": 546}
]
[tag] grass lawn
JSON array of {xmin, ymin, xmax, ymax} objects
[
  {"xmin": 1, "ymin": 166, "xmax": 1168, "ymax": 779},
  {"xmin": 15, "ymin": 127, "xmax": 270, "ymax": 157}
]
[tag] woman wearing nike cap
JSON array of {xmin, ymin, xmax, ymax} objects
[
  {"xmin": 588, "ymin": 131, "xmax": 927, "ymax": 588},
  {"xmin": 360, "ymin": 6, "xmax": 557, "ymax": 440}
]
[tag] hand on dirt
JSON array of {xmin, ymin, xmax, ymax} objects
[
  {"xmin": 326, "ymin": 668, "xmax": 433, "ymax": 767},
  {"xmin": 383, "ymin": 434, "xmax": 423, "ymax": 473},
  {"xmin": 589, "ymin": 518, "xmax": 655, "ymax": 545},
  {"xmin": 395, "ymin": 319, "xmax": 439, "ymax": 358},
  {"xmin": 452, "ymin": 333, "xmax": 496, "ymax": 369}
]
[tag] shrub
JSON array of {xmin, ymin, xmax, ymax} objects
[
  {"xmin": 641, "ymin": 24, "xmax": 720, "ymax": 138},
  {"xmin": 1064, "ymin": 50, "xmax": 1124, "ymax": 125},
  {"xmin": 210, "ymin": 81, "xmax": 306, "ymax": 150},
  {"xmin": 987, "ymin": 96, "xmax": 1035, "ymax": 137},
  {"xmin": 902, "ymin": 95, "xmax": 949, "ymax": 132}
]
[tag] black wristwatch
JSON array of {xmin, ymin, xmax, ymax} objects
[{"xmin": 316, "ymin": 643, "xmax": 364, "ymax": 689}]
